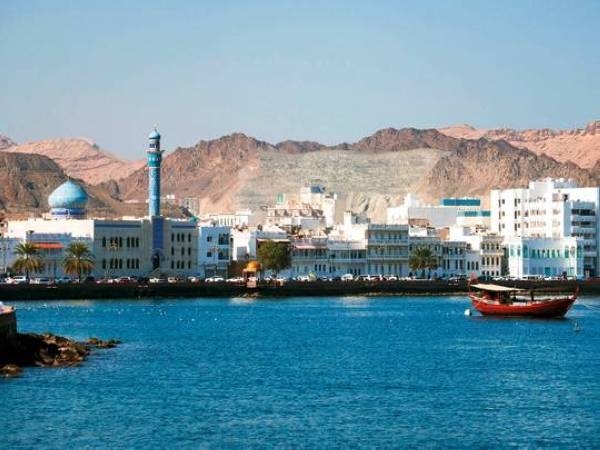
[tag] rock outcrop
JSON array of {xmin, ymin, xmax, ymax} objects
[
  {"xmin": 0, "ymin": 134, "xmax": 16, "ymax": 150},
  {"xmin": 1, "ymin": 138, "xmax": 144, "ymax": 184},
  {"xmin": 439, "ymin": 120, "xmax": 600, "ymax": 169},
  {"xmin": 416, "ymin": 138, "xmax": 595, "ymax": 203},
  {"xmin": 0, "ymin": 333, "xmax": 120, "ymax": 377}
]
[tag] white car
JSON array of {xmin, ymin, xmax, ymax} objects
[
  {"xmin": 205, "ymin": 276, "xmax": 225, "ymax": 283},
  {"xmin": 7, "ymin": 276, "xmax": 27, "ymax": 284},
  {"xmin": 226, "ymin": 276, "xmax": 244, "ymax": 283},
  {"xmin": 341, "ymin": 273, "xmax": 354, "ymax": 281},
  {"xmin": 149, "ymin": 277, "xmax": 167, "ymax": 284}
]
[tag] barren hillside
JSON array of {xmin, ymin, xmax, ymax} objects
[
  {"xmin": 439, "ymin": 121, "xmax": 600, "ymax": 169},
  {"xmin": 2, "ymin": 138, "xmax": 144, "ymax": 184},
  {"xmin": 418, "ymin": 138, "xmax": 595, "ymax": 203}
]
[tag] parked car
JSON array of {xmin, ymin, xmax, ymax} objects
[
  {"xmin": 226, "ymin": 276, "xmax": 244, "ymax": 283},
  {"xmin": 341, "ymin": 273, "xmax": 354, "ymax": 281},
  {"xmin": 167, "ymin": 276, "xmax": 186, "ymax": 284},
  {"xmin": 149, "ymin": 277, "xmax": 167, "ymax": 284},
  {"xmin": 113, "ymin": 276, "xmax": 135, "ymax": 284},
  {"xmin": 55, "ymin": 276, "xmax": 73, "ymax": 284},
  {"xmin": 187, "ymin": 276, "xmax": 203, "ymax": 283},
  {"xmin": 205, "ymin": 276, "xmax": 225, "ymax": 283},
  {"xmin": 7, "ymin": 276, "xmax": 28, "ymax": 284},
  {"xmin": 31, "ymin": 277, "xmax": 52, "ymax": 285}
]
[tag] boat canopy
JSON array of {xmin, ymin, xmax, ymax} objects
[{"xmin": 470, "ymin": 283, "xmax": 524, "ymax": 292}]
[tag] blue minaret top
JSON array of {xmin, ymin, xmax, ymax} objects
[{"xmin": 147, "ymin": 127, "xmax": 162, "ymax": 217}]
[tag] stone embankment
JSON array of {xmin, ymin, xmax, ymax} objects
[
  {"xmin": 0, "ymin": 333, "xmax": 120, "ymax": 378},
  {"xmin": 0, "ymin": 278, "xmax": 591, "ymax": 301}
]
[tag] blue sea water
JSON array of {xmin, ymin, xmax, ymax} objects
[{"xmin": 2, "ymin": 295, "xmax": 600, "ymax": 449}]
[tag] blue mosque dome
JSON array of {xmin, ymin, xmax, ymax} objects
[
  {"xmin": 48, "ymin": 180, "xmax": 88, "ymax": 218},
  {"xmin": 148, "ymin": 128, "xmax": 161, "ymax": 140}
]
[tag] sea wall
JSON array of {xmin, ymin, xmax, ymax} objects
[{"xmin": 0, "ymin": 278, "xmax": 588, "ymax": 301}]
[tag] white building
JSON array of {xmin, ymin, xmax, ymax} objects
[
  {"xmin": 207, "ymin": 210, "xmax": 253, "ymax": 228},
  {"xmin": 230, "ymin": 225, "xmax": 289, "ymax": 262},
  {"xmin": 197, "ymin": 224, "xmax": 230, "ymax": 277},
  {"xmin": 448, "ymin": 226, "xmax": 504, "ymax": 278},
  {"xmin": 506, "ymin": 236, "xmax": 583, "ymax": 278},
  {"xmin": 7, "ymin": 215, "xmax": 198, "ymax": 279},
  {"xmin": 491, "ymin": 178, "xmax": 599, "ymax": 277},
  {"xmin": 387, "ymin": 194, "xmax": 488, "ymax": 228}
]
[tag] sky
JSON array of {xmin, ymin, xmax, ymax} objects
[{"xmin": 1, "ymin": 0, "xmax": 599, "ymax": 159}]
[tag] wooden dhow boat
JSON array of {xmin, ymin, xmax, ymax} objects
[{"xmin": 468, "ymin": 283, "xmax": 578, "ymax": 318}]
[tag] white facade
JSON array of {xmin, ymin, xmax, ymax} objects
[
  {"xmin": 366, "ymin": 224, "xmax": 410, "ymax": 276},
  {"xmin": 506, "ymin": 236, "xmax": 583, "ymax": 278},
  {"xmin": 230, "ymin": 225, "xmax": 288, "ymax": 261},
  {"xmin": 387, "ymin": 194, "xmax": 487, "ymax": 228},
  {"xmin": 198, "ymin": 225, "xmax": 230, "ymax": 277},
  {"xmin": 207, "ymin": 210, "xmax": 252, "ymax": 228},
  {"xmin": 449, "ymin": 226, "xmax": 504, "ymax": 278},
  {"xmin": 491, "ymin": 178, "xmax": 599, "ymax": 277},
  {"xmin": 6, "ymin": 217, "xmax": 198, "ymax": 279}
]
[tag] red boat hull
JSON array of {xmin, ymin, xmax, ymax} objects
[{"xmin": 469, "ymin": 295, "xmax": 576, "ymax": 318}]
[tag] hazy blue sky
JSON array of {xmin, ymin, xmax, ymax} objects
[{"xmin": 1, "ymin": 0, "xmax": 599, "ymax": 159}]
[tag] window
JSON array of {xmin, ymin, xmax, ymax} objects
[{"xmin": 102, "ymin": 237, "xmax": 106, "ymax": 248}]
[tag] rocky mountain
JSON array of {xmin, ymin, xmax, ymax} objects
[
  {"xmin": 349, "ymin": 127, "xmax": 458, "ymax": 152},
  {"xmin": 1, "ymin": 138, "xmax": 144, "ymax": 184},
  {"xmin": 0, "ymin": 134, "xmax": 16, "ymax": 150},
  {"xmin": 113, "ymin": 127, "xmax": 600, "ymax": 221},
  {"xmin": 417, "ymin": 138, "xmax": 595, "ymax": 203},
  {"xmin": 5, "ymin": 123, "xmax": 600, "ymax": 222},
  {"xmin": 0, "ymin": 152, "xmax": 150, "ymax": 218},
  {"xmin": 439, "ymin": 121, "xmax": 600, "ymax": 169}
]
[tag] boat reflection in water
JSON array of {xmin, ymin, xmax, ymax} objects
[{"xmin": 468, "ymin": 283, "xmax": 578, "ymax": 318}]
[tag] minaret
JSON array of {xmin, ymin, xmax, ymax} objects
[{"xmin": 147, "ymin": 127, "xmax": 162, "ymax": 217}]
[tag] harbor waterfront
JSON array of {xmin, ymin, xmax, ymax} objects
[
  {"xmin": 0, "ymin": 278, "xmax": 598, "ymax": 301},
  {"xmin": 2, "ymin": 295, "xmax": 600, "ymax": 448}
]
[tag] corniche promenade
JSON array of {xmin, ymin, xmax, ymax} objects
[{"xmin": 0, "ymin": 278, "xmax": 592, "ymax": 301}]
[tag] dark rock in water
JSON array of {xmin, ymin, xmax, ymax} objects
[
  {"xmin": 1, "ymin": 363, "xmax": 22, "ymax": 378},
  {"xmin": 0, "ymin": 333, "xmax": 119, "ymax": 370},
  {"xmin": 85, "ymin": 337, "xmax": 122, "ymax": 349}
]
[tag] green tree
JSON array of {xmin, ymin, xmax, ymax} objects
[
  {"xmin": 257, "ymin": 240, "xmax": 291, "ymax": 277},
  {"xmin": 409, "ymin": 246, "xmax": 438, "ymax": 278},
  {"xmin": 63, "ymin": 242, "xmax": 95, "ymax": 282},
  {"xmin": 12, "ymin": 242, "xmax": 43, "ymax": 281}
]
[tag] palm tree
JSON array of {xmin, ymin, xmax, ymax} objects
[
  {"xmin": 12, "ymin": 242, "xmax": 43, "ymax": 282},
  {"xmin": 409, "ymin": 246, "xmax": 438, "ymax": 279},
  {"xmin": 63, "ymin": 242, "xmax": 95, "ymax": 282}
]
